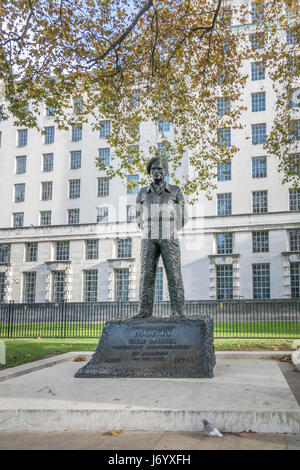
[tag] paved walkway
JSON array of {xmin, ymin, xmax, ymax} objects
[{"xmin": 0, "ymin": 430, "xmax": 300, "ymax": 450}]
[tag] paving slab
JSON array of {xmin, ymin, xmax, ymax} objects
[{"xmin": 0, "ymin": 353, "xmax": 300, "ymax": 433}]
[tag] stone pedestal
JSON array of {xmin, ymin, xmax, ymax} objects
[{"xmin": 75, "ymin": 316, "xmax": 216, "ymax": 378}]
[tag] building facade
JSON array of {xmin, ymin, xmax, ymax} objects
[{"xmin": 0, "ymin": 4, "xmax": 299, "ymax": 303}]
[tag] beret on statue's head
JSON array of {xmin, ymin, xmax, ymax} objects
[{"xmin": 146, "ymin": 156, "xmax": 169, "ymax": 175}]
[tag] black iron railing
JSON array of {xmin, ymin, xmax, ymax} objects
[{"xmin": 0, "ymin": 299, "xmax": 299, "ymax": 339}]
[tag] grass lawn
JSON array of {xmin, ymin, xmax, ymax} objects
[{"xmin": 0, "ymin": 338, "xmax": 296, "ymax": 370}]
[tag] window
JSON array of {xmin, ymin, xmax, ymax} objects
[
  {"xmin": 252, "ymin": 190, "xmax": 268, "ymax": 213},
  {"xmin": 73, "ymin": 97, "xmax": 83, "ymax": 115},
  {"xmin": 0, "ymin": 273, "xmax": 5, "ymax": 302},
  {"xmin": 158, "ymin": 117, "xmax": 170, "ymax": 132},
  {"xmin": 252, "ymin": 156, "xmax": 267, "ymax": 178},
  {"xmin": 217, "ymin": 128, "xmax": 231, "ymax": 147},
  {"xmin": 69, "ymin": 179, "xmax": 80, "ymax": 199},
  {"xmin": 84, "ymin": 270, "xmax": 98, "ymax": 302},
  {"xmin": 251, "ymin": 1, "xmax": 264, "ymax": 22},
  {"xmin": 253, "ymin": 231, "xmax": 269, "ymax": 253},
  {"xmin": 26, "ymin": 242, "xmax": 38, "ymax": 262},
  {"xmin": 115, "ymin": 269, "xmax": 129, "ymax": 301},
  {"xmin": 46, "ymin": 105, "xmax": 55, "ymax": 117},
  {"xmin": 289, "ymin": 120, "xmax": 300, "ymax": 141},
  {"xmin": 117, "ymin": 238, "xmax": 132, "ymax": 258},
  {"xmin": 250, "ymin": 33, "xmax": 264, "ymax": 49},
  {"xmin": 131, "ymin": 91, "xmax": 140, "ymax": 107},
  {"xmin": 41, "ymin": 181, "xmax": 53, "ymax": 200},
  {"xmin": 252, "ymin": 123, "xmax": 266, "ymax": 144},
  {"xmin": 86, "ymin": 240, "xmax": 98, "ymax": 260},
  {"xmin": 127, "ymin": 175, "xmax": 139, "ymax": 194},
  {"xmin": 14, "ymin": 184, "xmax": 25, "ymax": 203},
  {"xmin": 13, "ymin": 212, "xmax": 24, "ymax": 227},
  {"xmin": 43, "ymin": 153, "xmax": 54, "ymax": 172},
  {"xmin": 157, "ymin": 142, "xmax": 169, "ymax": 158},
  {"xmin": 0, "ymin": 106, "xmax": 3, "ymax": 121},
  {"xmin": 97, "ymin": 177, "xmax": 109, "ymax": 197},
  {"xmin": 68, "ymin": 208, "xmax": 80, "ymax": 224},
  {"xmin": 217, "ymin": 97, "xmax": 230, "ymax": 116},
  {"xmin": 251, "ymin": 62, "xmax": 265, "ymax": 81},
  {"xmin": 217, "ymin": 162, "xmax": 231, "ymax": 181},
  {"xmin": 52, "ymin": 271, "xmax": 66, "ymax": 302},
  {"xmin": 291, "ymin": 263, "xmax": 300, "ymax": 298},
  {"xmin": 154, "ymin": 267, "xmax": 164, "ymax": 301},
  {"xmin": 70, "ymin": 151, "xmax": 81, "ymax": 169},
  {"xmin": 251, "ymin": 92, "xmax": 266, "ymax": 112},
  {"xmin": 287, "ymin": 89, "xmax": 300, "ymax": 109},
  {"xmin": 23, "ymin": 272, "xmax": 36, "ymax": 303},
  {"xmin": 44, "ymin": 126, "xmax": 55, "ymax": 144},
  {"xmin": 0, "ymin": 244, "xmax": 10, "ymax": 263},
  {"xmin": 253, "ymin": 263, "xmax": 270, "ymax": 299},
  {"xmin": 98, "ymin": 148, "xmax": 110, "ymax": 166},
  {"xmin": 216, "ymin": 265, "xmax": 233, "ymax": 300},
  {"xmin": 16, "ymin": 156, "xmax": 26, "ymax": 174},
  {"xmin": 289, "ymin": 229, "xmax": 300, "ymax": 251},
  {"xmin": 217, "ymin": 193, "xmax": 232, "ymax": 216},
  {"xmin": 71, "ymin": 124, "xmax": 82, "ymax": 141},
  {"xmin": 17, "ymin": 129, "xmax": 28, "ymax": 147},
  {"xmin": 40, "ymin": 211, "xmax": 51, "ymax": 226},
  {"xmin": 289, "ymin": 189, "xmax": 300, "ymax": 210},
  {"xmin": 127, "ymin": 205, "xmax": 136, "ymax": 222},
  {"xmin": 216, "ymin": 233, "xmax": 233, "ymax": 254},
  {"xmin": 99, "ymin": 120, "xmax": 111, "ymax": 138},
  {"xmin": 96, "ymin": 207, "xmax": 108, "ymax": 223},
  {"xmin": 56, "ymin": 241, "xmax": 69, "ymax": 261},
  {"xmin": 286, "ymin": 29, "xmax": 298, "ymax": 45}
]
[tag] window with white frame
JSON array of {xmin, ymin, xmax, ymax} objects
[
  {"xmin": 98, "ymin": 148, "xmax": 110, "ymax": 166},
  {"xmin": 252, "ymin": 156, "xmax": 267, "ymax": 178},
  {"xmin": 217, "ymin": 193, "xmax": 232, "ymax": 216},
  {"xmin": 252, "ymin": 123, "xmax": 266, "ymax": 144},
  {"xmin": 69, "ymin": 179, "xmax": 81, "ymax": 199},
  {"xmin": 288, "ymin": 120, "xmax": 300, "ymax": 141},
  {"xmin": 251, "ymin": 62, "xmax": 265, "ymax": 81},
  {"xmin": 251, "ymin": 92, "xmax": 266, "ymax": 112},
  {"xmin": 17, "ymin": 129, "xmax": 28, "ymax": 147},
  {"xmin": 250, "ymin": 33, "xmax": 264, "ymax": 49},
  {"xmin": 154, "ymin": 266, "xmax": 164, "ymax": 301},
  {"xmin": 289, "ymin": 229, "xmax": 300, "ymax": 251},
  {"xmin": 216, "ymin": 233, "xmax": 233, "ymax": 254},
  {"xmin": 99, "ymin": 120, "xmax": 111, "ymax": 138},
  {"xmin": 117, "ymin": 238, "xmax": 132, "ymax": 258},
  {"xmin": 13, "ymin": 212, "xmax": 24, "ymax": 227},
  {"xmin": 0, "ymin": 244, "xmax": 11, "ymax": 263},
  {"xmin": 252, "ymin": 263, "xmax": 270, "ymax": 299},
  {"xmin": 14, "ymin": 183, "xmax": 25, "ymax": 203},
  {"xmin": 84, "ymin": 270, "xmax": 98, "ymax": 302},
  {"xmin": 127, "ymin": 205, "xmax": 136, "ymax": 222},
  {"xmin": 56, "ymin": 241, "xmax": 69, "ymax": 261},
  {"xmin": 0, "ymin": 272, "xmax": 5, "ymax": 302},
  {"xmin": 217, "ymin": 162, "xmax": 231, "ymax": 181},
  {"xmin": 73, "ymin": 97, "xmax": 83, "ymax": 115},
  {"xmin": 127, "ymin": 175, "xmax": 139, "ymax": 194},
  {"xmin": 41, "ymin": 181, "xmax": 53, "ymax": 200},
  {"xmin": 40, "ymin": 210, "xmax": 51, "ymax": 226},
  {"xmin": 286, "ymin": 29, "xmax": 298, "ymax": 45},
  {"xmin": 52, "ymin": 271, "xmax": 66, "ymax": 302},
  {"xmin": 26, "ymin": 242, "xmax": 38, "ymax": 262},
  {"xmin": 253, "ymin": 231, "xmax": 269, "ymax": 253},
  {"xmin": 216, "ymin": 265, "xmax": 233, "ymax": 300},
  {"xmin": 158, "ymin": 117, "xmax": 170, "ymax": 132},
  {"xmin": 97, "ymin": 177, "xmax": 109, "ymax": 197},
  {"xmin": 115, "ymin": 269, "xmax": 129, "ymax": 301},
  {"xmin": 16, "ymin": 156, "xmax": 26, "ymax": 174},
  {"xmin": 217, "ymin": 128, "xmax": 231, "ymax": 147},
  {"xmin": 96, "ymin": 206, "xmax": 108, "ymax": 223},
  {"xmin": 217, "ymin": 97, "xmax": 230, "ymax": 116},
  {"xmin": 46, "ymin": 105, "xmax": 55, "ymax": 117},
  {"xmin": 44, "ymin": 126, "xmax": 55, "ymax": 144},
  {"xmin": 71, "ymin": 124, "xmax": 82, "ymax": 141},
  {"xmin": 68, "ymin": 208, "xmax": 80, "ymax": 224},
  {"xmin": 23, "ymin": 272, "xmax": 36, "ymax": 303},
  {"xmin": 291, "ymin": 263, "xmax": 300, "ymax": 299},
  {"xmin": 70, "ymin": 151, "xmax": 81, "ymax": 169},
  {"xmin": 86, "ymin": 240, "xmax": 98, "ymax": 260},
  {"xmin": 251, "ymin": 1, "xmax": 264, "ymax": 22},
  {"xmin": 252, "ymin": 190, "xmax": 268, "ymax": 213},
  {"xmin": 289, "ymin": 189, "xmax": 300, "ymax": 211},
  {"xmin": 43, "ymin": 153, "xmax": 54, "ymax": 172}
]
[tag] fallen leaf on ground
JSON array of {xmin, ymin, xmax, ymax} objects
[
  {"xmin": 279, "ymin": 355, "xmax": 292, "ymax": 362},
  {"xmin": 73, "ymin": 356, "xmax": 87, "ymax": 362},
  {"xmin": 103, "ymin": 430, "xmax": 123, "ymax": 436}
]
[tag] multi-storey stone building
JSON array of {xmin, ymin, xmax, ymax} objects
[{"xmin": 0, "ymin": 4, "xmax": 299, "ymax": 304}]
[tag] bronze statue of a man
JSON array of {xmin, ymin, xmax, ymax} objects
[{"xmin": 135, "ymin": 156, "xmax": 188, "ymax": 318}]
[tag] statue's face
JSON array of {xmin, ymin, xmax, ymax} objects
[{"xmin": 150, "ymin": 160, "xmax": 166, "ymax": 183}]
